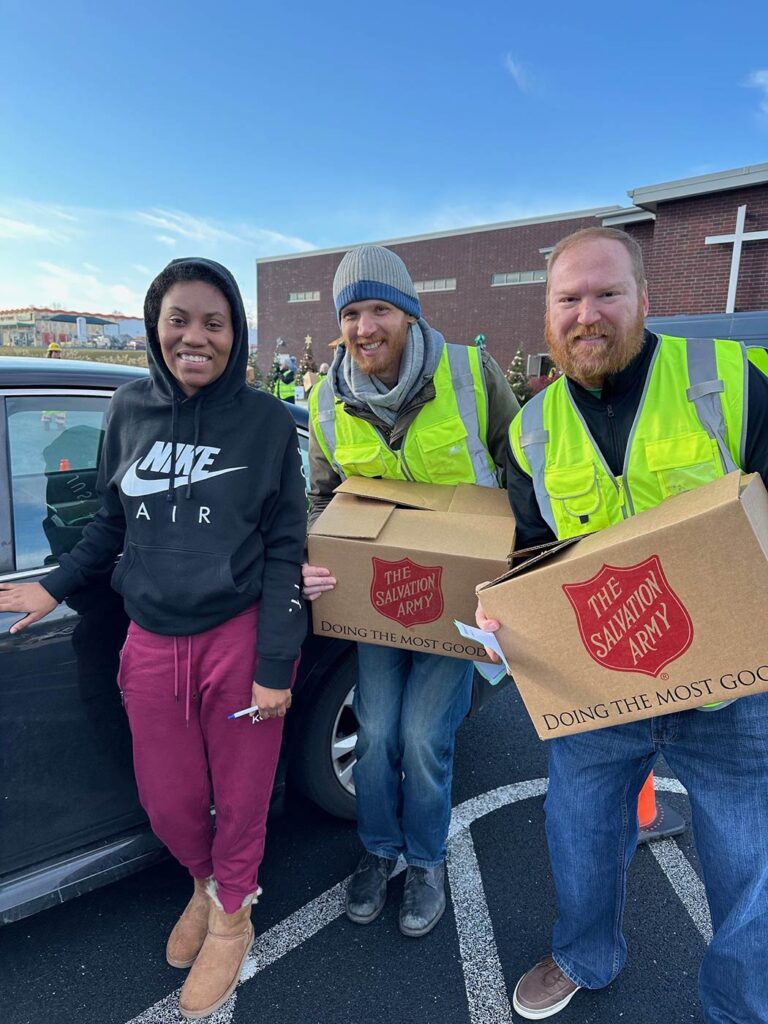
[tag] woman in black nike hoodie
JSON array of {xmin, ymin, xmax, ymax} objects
[{"xmin": 0, "ymin": 258, "xmax": 307, "ymax": 1019}]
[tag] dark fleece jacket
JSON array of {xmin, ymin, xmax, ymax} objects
[{"xmin": 42, "ymin": 257, "xmax": 307, "ymax": 688}]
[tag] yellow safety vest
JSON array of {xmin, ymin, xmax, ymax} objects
[
  {"xmin": 274, "ymin": 375, "xmax": 295, "ymax": 401},
  {"xmin": 509, "ymin": 335, "xmax": 747, "ymax": 540},
  {"xmin": 310, "ymin": 343, "xmax": 497, "ymax": 486}
]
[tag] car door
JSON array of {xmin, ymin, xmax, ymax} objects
[{"xmin": 0, "ymin": 387, "xmax": 146, "ymax": 880}]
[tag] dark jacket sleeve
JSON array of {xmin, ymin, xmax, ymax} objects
[
  {"xmin": 255, "ymin": 425, "xmax": 308, "ymax": 688},
  {"xmin": 41, "ymin": 403, "xmax": 127, "ymax": 602},
  {"xmin": 744, "ymin": 361, "xmax": 768, "ymax": 479},
  {"xmin": 505, "ymin": 432, "xmax": 556, "ymax": 550}
]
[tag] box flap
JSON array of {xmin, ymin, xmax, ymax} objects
[
  {"xmin": 378, "ymin": 509, "xmax": 515, "ymax": 560},
  {"xmin": 739, "ymin": 473, "xmax": 768, "ymax": 561},
  {"xmin": 309, "ymin": 492, "xmax": 396, "ymax": 539},
  {"xmin": 447, "ymin": 484, "xmax": 514, "ymax": 518},
  {"xmin": 478, "ymin": 537, "xmax": 580, "ymax": 590},
  {"xmin": 336, "ymin": 477, "xmax": 454, "ymax": 511}
]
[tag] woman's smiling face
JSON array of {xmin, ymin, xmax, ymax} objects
[{"xmin": 157, "ymin": 280, "xmax": 234, "ymax": 396}]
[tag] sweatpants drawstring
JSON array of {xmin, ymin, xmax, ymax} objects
[
  {"xmin": 185, "ymin": 636, "xmax": 193, "ymax": 726},
  {"xmin": 173, "ymin": 638, "xmax": 180, "ymax": 701}
]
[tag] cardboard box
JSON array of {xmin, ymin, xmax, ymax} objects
[
  {"xmin": 479, "ymin": 472, "xmax": 768, "ymax": 739},
  {"xmin": 303, "ymin": 372, "xmax": 318, "ymax": 393},
  {"xmin": 308, "ymin": 478, "xmax": 516, "ymax": 661}
]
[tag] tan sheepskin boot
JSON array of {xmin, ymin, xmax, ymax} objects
[
  {"xmin": 166, "ymin": 876, "xmax": 213, "ymax": 968},
  {"xmin": 178, "ymin": 882, "xmax": 257, "ymax": 1020}
]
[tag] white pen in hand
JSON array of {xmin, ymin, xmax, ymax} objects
[{"xmin": 227, "ymin": 704, "xmax": 262, "ymax": 722}]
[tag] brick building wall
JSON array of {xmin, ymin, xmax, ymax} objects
[
  {"xmin": 639, "ymin": 185, "xmax": 768, "ymax": 316},
  {"xmin": 256, "ymin": 183, "xmax": 768, "ymax": 375},
  {"xmin": 256, "ymin": 210, "xmax": 610, "ymax": 374}
]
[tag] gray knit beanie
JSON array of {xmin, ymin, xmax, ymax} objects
[{"xmin": 333, "ymin": 244, "xmax": 421, "ymax": 321}]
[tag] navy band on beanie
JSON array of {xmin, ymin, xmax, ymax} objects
[{"xmin": 333, "ymin": 245, "xmax": 421, "ymax": 320}]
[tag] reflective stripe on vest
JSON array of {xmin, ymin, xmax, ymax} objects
[
  {"xmin": 309, "ymin": 344, "xmax": 497, "ymax": 486},
  {"xmin": 509, "ymin": 335, "xmax": 747, "ymax": 540},
  {"xmin": 745, "ymin": 343, "xmax": 768, "ymax": 377}
]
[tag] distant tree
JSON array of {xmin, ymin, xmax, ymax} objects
[
  {"xmin": 506, "ymin": 348, "xmax": 532, "ymax": 405},
  {"xmin": 247, "ymin": 355, "xmax": 265, "ymax": 389},
  {"xmin": 265, "ymin": 358, "xmax": 280, "ymax": 395},
  {"xmin": 299, "ymin": 334, "xmax": 318, "ymax": 376}
]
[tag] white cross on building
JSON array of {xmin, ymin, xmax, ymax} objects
[{"xmin": 705, "ymin": 204, "xmax": 768, "ymax": 314}]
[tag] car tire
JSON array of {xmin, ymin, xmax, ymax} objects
[{"xmin": 290, "ymin": 650, "xmax": 358, "ymax": 820}]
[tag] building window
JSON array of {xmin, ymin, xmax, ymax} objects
[
  {"xmin": 288, "ymin": 291, "xmax": 320, "ymax": 303},
  {"xmin": 491, "ymin": 270, "xmax": 547, "ymax": 286},
  {"xmin": 414, "ymin": 278, "xmax": 456, "ymax": 293}
]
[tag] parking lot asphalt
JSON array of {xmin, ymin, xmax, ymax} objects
[{"xmin": 1, "ymin": 682, "xmax": 707, "ymax": 1024}]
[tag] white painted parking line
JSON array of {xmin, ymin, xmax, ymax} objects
[
  {"xmin": 124, "ymin": 776, "xmax": 701, "ymax": 1024},
  {"xmin": 649, "ymin": 841, "xmax": 713, "ymax": 943},
  {"xmin": 651, "ymin": 776, "xmax": 712, "ymax": 940},
  {"xmin": 448, "ymin": 829, "xmax": 515, "ymax": 1024}
]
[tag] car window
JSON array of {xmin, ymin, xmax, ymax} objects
[{"xmin": 7, "ymin": 395, "xmax": 110, "ymax": 570}]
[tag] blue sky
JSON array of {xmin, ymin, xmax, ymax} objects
[{"xmin": 1, "ymin": 0, "xmax": 767, "ymax": 322}]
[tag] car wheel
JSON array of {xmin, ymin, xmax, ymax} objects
[{"xmin": 290, "ymin": 650, "xmax": 358, "ymax": 820}]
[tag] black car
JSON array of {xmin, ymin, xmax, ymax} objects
[{"xmin": 0, "ymin": 358, "xmax": 505, "ymax": 924}]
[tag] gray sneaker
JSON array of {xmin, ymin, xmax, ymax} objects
[
  {"xmin": 512, "ymin": 955, "xmax": 581, "ymax": 1019},
  {"xmin": 398, "ymin": 863, "xmax": 446, "ymax": 937},
  {"xmin": 345, "ymin": 852, "xmax": 396, "ymax": 924}
]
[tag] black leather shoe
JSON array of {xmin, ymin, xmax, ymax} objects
[
  {"xmin": 345, "ymin": 852, "xmax": 396, "ymax": 924},
  {"xmin": 399, "ymin": 863, "xmax": 446, "ymax": 937}
]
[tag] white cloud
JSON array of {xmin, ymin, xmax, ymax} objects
[
  {"xmin": 504, "ymin": 53, "xmax": 530, "ymax": 93},
  {"xmin": 0, "ymin": 214, "xmax": 64, "ymax": 242},
  {"xmin": 746, "ymin": 69, "xmax": 768, "ymax": 115},
  {"xmin": 0, "ymin": 197, "xmax": 315, "ymax": 313},
  {"xmin": 136, "ymin": 207, "xmax": 314, "ymax": 254},
  {"xmin": 137, "ymin": 208, "xmax": 246, "ymax": 245},
  {"xmin": 34, "ymin": 261, "xmax": 144, "ymax": 315}
]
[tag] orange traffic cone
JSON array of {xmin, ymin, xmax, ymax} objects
[
  {"xmin": 637, "ymin": 773, "xmax": 657, "ymax": 829},
  {"xmin": 637, "ymin": 770, "xmax": 686, "ymax": 844}
]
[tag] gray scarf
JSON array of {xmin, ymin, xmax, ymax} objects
[{"xmin": 329, "ymin": 319, "xmax": 443, "ymax": 427}]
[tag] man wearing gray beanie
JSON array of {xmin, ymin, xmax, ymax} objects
[{"xmin": 302, "ymin": 244, "xmax": 518, "ymax": 937}]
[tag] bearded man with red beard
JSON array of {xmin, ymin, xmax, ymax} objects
[
  {"xmin": 302, "ymin": 244, "xmax": 518, "ymax": 939},
  {"xmin": 480, "ymin": 226, "xmax": 768, "ymax": 1022}
]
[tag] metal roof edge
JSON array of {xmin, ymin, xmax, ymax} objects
[
  {"xmin": 602, "ymin": 207, "xmax": 656, "ymax": 226},
  {"xmin": 255, "ymin": 205, "xmax": 625, "ymax": 264},
  {"xmin": 628, "ymin": 163, "xmax": 768, "ymax": 210}
]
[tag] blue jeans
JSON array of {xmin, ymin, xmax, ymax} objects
[
  {"xmin": 546, "ymin": 693, "xmax": 768, "ymax": 1024},
  {"xmin": 353, "ymin": 643, "xmax": 474, "ymax": 868}
]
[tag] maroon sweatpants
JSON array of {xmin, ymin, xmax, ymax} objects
[{"xmin": 117, "ymin": 606, "xmax": 293, "ymax": 913}]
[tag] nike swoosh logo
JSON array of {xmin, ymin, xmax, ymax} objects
[{"xmin": 120, "ymin": 460, "xmax": 247, "ymax": 497}]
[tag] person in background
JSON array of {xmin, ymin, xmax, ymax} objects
[
  {"xmin": 46, "ymin": 341, "xmax": 62, "ymax": 358},
  {"xmin": 478, "ymin": 227, "xmax": 768, "ymax": 1022},
  {"xmin": 318, "ymin": 362, "xmax": 329, "ymax": 379},
  {"xmin": 303, "ymin": 245, "xmax": 518, "ymax": 938},
  {"xmin": 0, "ymin": 258, "xmax": 307, "ymax": 1021},
  {"xmin": 272, "ymin": 353, "xmax": 296, "ymax": 403}
]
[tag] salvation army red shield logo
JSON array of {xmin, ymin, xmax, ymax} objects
[
  {"xmin": 370, "ymin": 557, "xmax": 444, "ymax": 628},
  {"xmin": 561, "ymin": 555, "xmax": 694, "ymax": 677}
]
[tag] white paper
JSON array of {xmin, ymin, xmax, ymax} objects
[{"xmin": 453, "ymin": 619, "xmax": 512, "ymax": 675}]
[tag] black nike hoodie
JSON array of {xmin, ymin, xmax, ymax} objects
[{"xmin": 43, "ymin": 258, "xmax": 307, "ymax": 689}]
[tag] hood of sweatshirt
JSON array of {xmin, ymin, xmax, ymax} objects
[
  {"xmin": 144, "ymin": 257, "xmax": 249, "ymax": 407},
  {"xmin": 142, "ymin": 257, "xmax": 250, "ymax": 501}
]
